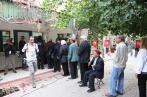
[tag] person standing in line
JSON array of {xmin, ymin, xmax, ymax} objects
[
  {"xmin": 53, "ymin": 39, "xmax": 61, "ymax": 72},
  {"xmin": 59, "ymin": 40, "xmax": 70, "ymax": 76},
  {"xmin": 135, "ymin": 36, "xmax": 147, "ymax": 97},
  {"xmin": 78, "ymin": 35, "xmax": 91, "ymax": 83},
  {"xmin": 19, "ymin": 36, "xmax": 27, "ymax": 69},
  {"xmin": 68, "ymin": 39, "xmax": 79, "ymax": 79},
  {"xmin": 36, "ymin": 36, "xmax": 45, "ymax": 69},
  {"xmin": 22, "ymin": 36, "xmax": 39, "ymax": 88},
  {"xmin": 105, "ymin": 35, "xmax": 128, "ymax": 97},
  {"xmin": 46, "ymin": 39, "xmax": 55, "ymax": 69},
  {"xmin": 4, "ymin": 39, "xmax": 17, "ymax": 75}
]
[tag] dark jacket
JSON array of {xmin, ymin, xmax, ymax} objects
[
  {"xmin": 37, "ymin": 41, "xmax": 45, "ymax": 56},
  {"xmin": 47, "ymin": 42, "xmax": 55, "ymax": 58},
  {"xmin": 78, "ymin": 40, "xmax": 91, "ymax": 63},
  {"xmin": 68, "ymin": 43, "xmax": 79, "ymax": 62},
  {"xmin": 19, "ymin": 40, "xmax": 26, "ymax": 55},
  {"xmin": 89, "ymin": 56, "xmax": 104, "ymax": 79},
  {"xmin": 59, "ymin": 44, "xmax": 68, "ymax": 63},
  {"xmin": 53, "ymin": 42, "xmax": 61, "ymax": 60},
  {"xmin": 4, "ymin": 43, "xmax": 16, "ymax": 57}
]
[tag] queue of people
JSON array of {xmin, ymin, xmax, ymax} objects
[{"xmin": 0, "ymin": 34, "xmax": 146, "ymax": 97}]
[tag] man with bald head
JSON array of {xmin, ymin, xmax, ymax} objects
[
  {"xmin": 78, "ymin": 35, "xmax": 91, "ymax": 84},
  {"xmin": 106, "ymin": 35, "xmax": 128, "ymax": 97}
]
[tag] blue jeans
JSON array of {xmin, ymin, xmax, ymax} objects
[{"xmin": 110, "ymin": 67, "xmax": 125, "ymax": 96}]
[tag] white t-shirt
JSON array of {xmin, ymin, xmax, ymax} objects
[
  {"xmin": 136, "ymin": 49, "xmax": 147, "ymax": 74},
  {"xmin": 22, "ymin": 43, "xmax": 39, "ymax": 61}
]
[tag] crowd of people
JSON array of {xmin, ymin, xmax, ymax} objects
[{"xmin": 0, "ymin": 35, "xmax": 146, "ymax": 97}]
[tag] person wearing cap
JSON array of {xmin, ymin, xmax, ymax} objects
[
  {"xmin": 79, "ymin": 49, "xmax": 104, "ymax": 93},
  {"xmin": 59, "ymin": 40, "xmax": 70, "ymax": 76},
  {"xmin": 78, "ymin": 35, "xmax": 91, "ymax": 84}
]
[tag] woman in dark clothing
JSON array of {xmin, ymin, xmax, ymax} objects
[{"xmin": 60, "ymin": 40, "xmax": 70, "ymax": 76}]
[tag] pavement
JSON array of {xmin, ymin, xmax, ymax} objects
[{"xmin": 1, "ymin": 53, "xmax": 144, "ymax": 97}]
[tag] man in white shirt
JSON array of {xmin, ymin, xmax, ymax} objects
[
  {"xmin": 22, "ymin": 36, "xmax": 39, "ymax": 88},
  {"xmin": 106, "ymin": 35, "xmax": 128, "ymax": 97}
]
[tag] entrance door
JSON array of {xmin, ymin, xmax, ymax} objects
[{"xmin": 14, "ymin": 30, "xmax": 32, "ymax": 50}]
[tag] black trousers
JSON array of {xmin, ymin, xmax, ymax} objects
[
  {"xmin": 37, "ymin": 56, "xmax": 44, "ymax": 69},
  {"xmin": 62, "ymin": 62, "xmax": 69, "ymax": 76},
  {"xmin": 69, "ymin": 62, "xmax": 78, "ymax": 79},
  {"xmin": 21, "ymin": 54, "xmax": 27, "ymax": 69},
  {"xmin": 138, "ymin": 74, "xmax": 147, "ymax": 97},
  {"xmin": 79, "ymin": 63, "xmax": 89, "ymax": 82},
  {"xmin": 83, "ymin": 70, "xmax": 98, "ymax": 89},
  {"xmin": 47, "ymin": 56, "xmax": 54, "ymax": 69},
  {"xmin": 54, "ymin": 58, "xmax": 61, "ymax": 72}
]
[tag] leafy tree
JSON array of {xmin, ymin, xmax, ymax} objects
[{"xmin": 42, "ymin": 0, "xmax": 147, "ymax": 38}]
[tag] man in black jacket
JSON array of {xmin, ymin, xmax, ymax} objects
[
  {"xmin": 36, "ymin": 36, "xmax": 45, "ymax": 69},
  {"xmin": 78, "ymin": 35, "xmax": 91, "ymax": 83},
  {"xmin": 80, "ymin": 50, "xmax": 104, "ymax": 93},
  {"xmin": 19, "ymin": 36, "xmax": 26, "ymax": 69},
  {"xmin": 4, "ymin": 39, "xmax": 17, "ymax": 75},
  {"xmin": 53, "ymin": 39, "xmax": 61, "ymax": 72}
]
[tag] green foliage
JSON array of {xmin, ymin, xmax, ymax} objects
[{"xmin": 42, "ymin": 0, "xmax": 147, "ymax": 37}]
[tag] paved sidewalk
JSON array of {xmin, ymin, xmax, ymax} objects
[{"xmin": 4, "ymin": 55, "xmax": 141, "ymax": 97}]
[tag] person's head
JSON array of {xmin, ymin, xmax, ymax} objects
[
  {"xmin": 61, "ymin": 40, "xmax": 67, "ymax": 45},
  {"xmin": 71, "ymin": 39, "xmax": 76, "ymax": 44},
  {"xmin": 49, "ymin": 39, "xmax": 52, "ymax": 42},
  {"xmin": 93, "ymin": 49, "xmax": 101, "ymax": 58},
  {"xmin": 116, "ymin": 35, "xmax": 125, "ymax": 44},
  {"xmin": 6, "ymin": 39, "xmax": 10, "ymax": 43},
  {"xmin": 29, "ymin": 36, "xmax": 34, "ymax": 44},
  {"xmin": 37, "ymin": 36, "xmax": 43, "ymax": 42},
  {"xmin": 80, "ymin": 35, "xmax": 87, "ymax": 42},
  {"xmin": 109, "ymin": 46, "xmax": 116, "ymax": 53},
  {"xmin": 10, "ymin": 38, "xmax": 13, "ymax": 42},
  {"xmin": 141, "ymin": 36, "xmax": 147, "ymax": 50},
  {"xmin": 21, "ymin": 36, "xmax": 25, "ymax": 40}
]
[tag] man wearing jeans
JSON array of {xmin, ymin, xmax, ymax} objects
[
  {"xmin": 106, "ymin": 35, "xmax": 128, "ymax": 97},
  {"xmin": 22, "ymin": 36, "xmax": 39, "ymax": 88}
]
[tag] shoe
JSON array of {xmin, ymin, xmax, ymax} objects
[
  {"xmin": 52, "ymin": 70, "xmax": 57, "ymax": 72},
  {"xmin": 79, "ymin": 84, "xmax": 87, "ymax": 87},
  {"xmin": 105, "ymin": 93, "xmax": 116, "ymax": 97},
  {"xmin": 32, "ymin": 84, "xmax": 36, "ymax": 88},
  {"xmin": 87, "ymin": 88, "xmax": 95, "ymax": 93},
  {"xmin": 4, "ymin": 72, "xmax": 7, "ymax": 75},
  {"xmin": 77, "ymin": 81, "xmax": 82, "ymax": 84},
  {"xmin": 33, "ymin": 86, "xmax": 36, "ymax": 88},
  {"xmin": 13, "ymin": 70, "xmax": 17, "ymax": 73},
  {"xmin": 63, "ymin": 74, "xmax": 70, "ymax": 76},
  {"xmin": 68, "ymin": 77, "xmax": 75, "ymax": 79},
  {"xmin": 116, "ymin": 91, "xmax": 123, "ymax": 95}
]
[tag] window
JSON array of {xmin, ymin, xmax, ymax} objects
[
  {"xmin": 0, "ymin": 31, "xmax": 10, "ymax": 52},
  {"xmin": 2, "ymin": 31, "xmax": 10, "ymax": 44}
]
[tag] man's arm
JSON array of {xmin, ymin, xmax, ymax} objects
[
  {"xmin": 35, "ymin": 44, "xmax": 39, "ymax": 53},
  {"xmin": 22, "ymin": 44, "xmax": 27, "ymax": 52}
]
